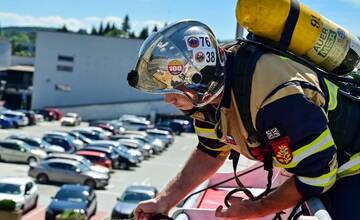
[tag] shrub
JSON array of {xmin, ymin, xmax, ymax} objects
[
  {"xmin": 0, "ymin": 199, "xmax": 16, "ymax": 211},
  {"xmin": 56, "ymin": 210, "xmax": 87, "ymax": 220}
]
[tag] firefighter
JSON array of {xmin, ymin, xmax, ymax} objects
[{"xmin": 127, "ymin": 20, "xmax": 360, "ymax": 220}]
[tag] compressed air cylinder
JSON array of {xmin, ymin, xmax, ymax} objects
[{"xmin": 236, "ymin": 0, "xmax": 360, "ymax": 75}]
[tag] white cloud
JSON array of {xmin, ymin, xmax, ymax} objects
[
  {"xmin": 341, "ymin": 0, "xmax": 360, "ymax": 6},
  {"xmin": 0, "ymin": 12, "xmax": 165, "ymax": 33}
]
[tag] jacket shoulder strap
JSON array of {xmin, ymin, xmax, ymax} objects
[{"xmin": 232, "ymin": 42, "xmax": 266, "ymax": 145}]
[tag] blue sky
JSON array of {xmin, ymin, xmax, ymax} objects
[{"xmin": 0, "ymin": 0, "xmax": 359, "ymax": 40}]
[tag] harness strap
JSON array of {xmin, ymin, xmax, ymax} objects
[
  {"xmin": 232, "ymin": 41, "xmax": 265, "ymax": 145},
  {"xmin": 279, "ymin": 0, "xmax": 300, "ymax": 50}
]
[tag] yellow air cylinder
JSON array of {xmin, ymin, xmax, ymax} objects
[{"xmin": 236, "ymin": 0, "xmax": 360, "ymax": 75}]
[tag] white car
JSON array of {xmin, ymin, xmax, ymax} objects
[
  {"xmin": 0, "ymin": 177, "xmax": 39, "ymax": 212},
  {"xmin": 60, "ymin": 113, "xmax": 81, "ymax": 126}
]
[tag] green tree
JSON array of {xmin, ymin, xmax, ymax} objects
[
  {"xmin": 111, "ymin": 23, "xmax": 116, "ymax": 31},
  {"xmin": 104, "ymin": 29, "xmax": 126, "ymax": 38},
  {"xmin": 77, "ymin": 29, "xmax": 87, "ymax": 34},
  {"xmin": 98, "ymin": 22, "xmax": 104, "ymax": 35},
  {"xmin": 58, "ymin": 25, "xmax": 69, "ymax": 32},
  {"xmin": 10, "ymin": 33, "xmax": 30, "ymax": 51},
  {"xmin": 152, "ymin": 25, "xmax": 158, "ymax": 33},
  {"xmin": 138, "ymin": 27, "xmax": 149, "ymax": 39},
  {"xmin": 129, "ymin": 31, "xmax": 136, "ymax": 39},
  {"xmin": 91, "ymin": 26, "xmax": 97, "ymax": 35},
  {"xmin": 104, "ymin": 22, "xmax": 112, "ymax": 35},
  {"xmin": 122, "ymin": 15, "xmax": 131, "ymax": 34}
]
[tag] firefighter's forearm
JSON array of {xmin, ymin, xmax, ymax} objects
[
  {"xmin": 156, "ymin": 148, "xmax": 227, "ymax": 212},
  {"xmin": 258, "ymin": 176, "xmax": 303, "ymax": 216}
]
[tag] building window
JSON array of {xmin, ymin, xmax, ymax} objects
[
  {"xmin": 55, "ymin": 84, "xmax": 72, "ymax": 92},
  {"xmin": 57, "ymin": 65, "xmax": 73, "ymax": 72},
  {"xmin": 58, "ymin": 55, "xmax": 74, "ymax": 62}
]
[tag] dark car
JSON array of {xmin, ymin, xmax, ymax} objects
[
  {"xmin": 111, "ymin": 185, "xmax": 158, "ymax": 219},
  {"xmin": 156, "ymin": 120, "xmax": 184, "ymax": 135},
  {"xmin": 45, "ymin": 184, "xmax": 97, "ymax": 220},
  {"xmin": 42, "ymin": 132, "xmax": 82, "ymax": 153},
  {"xmin": 34, "ymin": 109, "xmax": 56, "ymax": 121},
  {"xmin": 18, "ymin": 110, "xmax": 37, "ymax": 126},
  {"xmin": 80, "ymin": 146, "xmax": 135, "ymax": 170},
  {"xmin": 68, "ymin": 131, "xmax": 93, "ymax": 145},
  {"xmin": 72, "ymin": 129, "xmax": 106, "ymax": 141}
]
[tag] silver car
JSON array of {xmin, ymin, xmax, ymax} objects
[
  {"xmin": 0, "ymin": 177, "xmax": 39, "ymax": 212},
  {"xmin": 44, "ymin": 153, "xmax": 111, "ymax": 176},
  {"xmin": 28, "ymin": 159, "xmax": 109, "ymax": 189},
  {"xmin": 0, "ymin": 140, "xmax": 47, "ymax": 164}
]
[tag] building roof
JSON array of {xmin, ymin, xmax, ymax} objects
[{"xmin": 0, "ymin": 65, "xmax": 34, "ymax": 73}]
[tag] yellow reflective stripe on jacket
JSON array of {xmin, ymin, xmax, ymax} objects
[
  {"xmin": 194, "ymin": 126, "xmax": 218, "ymax": 140},
  {"xmin": 200, "ymin": 143, "xmax": 232, "ymax": 152},
  {"xmin": 324, "ymin": 79, "xmax": 338, "ymax": 111},
  {"xmin": 297, "ymin": 168, "xmax": 337, "ymax": 189},
  {"xmin": 273, "ymin": 129, "xmax": 334, "ymax": 168},
  {"xmin": 338, "ymin": 152, "xmax": 360, "ymax": 178}
]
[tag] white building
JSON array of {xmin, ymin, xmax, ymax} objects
[
  {"xmin": 0, "ymin": 40, "xmax": 11, "ymax": 69},
  {"xmin": 32, "ymin": 32, "xmax": 180, "ymax": 120}
]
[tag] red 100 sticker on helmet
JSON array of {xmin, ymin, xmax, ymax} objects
[{"xmin": 168, "ymin": 60, "xmax": 184, "ymax": 75}]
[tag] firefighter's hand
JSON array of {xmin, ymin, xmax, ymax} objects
[
  {"xmin": 134, "ymin": 199, "xmax": 168, "ymax": 220},
  {"xmin": 215, "ymin": 197, "xmax": 263, "ymax": 219}
]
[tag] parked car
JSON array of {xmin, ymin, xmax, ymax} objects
[
  {"xmin": 28, "ymin": 159, "xmax": 109, "ymax": 189},
  {"xmin": 34, "ymin": 113, "xmax": 44, "ymax": 123},
  {"xmin": 78, "ymin": 147, "xmax": 124, "ymax": 169},
  {"xmin": 42, "ymin": 132, "xmax": 84, "ymax": 153},
  {"xmin": 45, "ymin": 184, "xmax": 97, "ymax": 220},
  {"xmin": 6, "ymin": 135, "xmax": 65, "ymax": 153},
  {"xmin": 146, "ymin": 129, "xmax": 174, "ymax": 146},
  {"xmin": 112, "ymin": 134, "xmax": 165, "ymax": 154},
  {"xmin": 117, "ymin": 139, "xmax": 153, "ymax": 159},
  {"xmin": 87, "ymin": 141, "xmax": 141, "ymax": 166},
  {"xmin": 119, "ymin": 120, "xmax": 153, "ymax": 131},
  {"xmin": 0, "ymin": 115, "xmax": 14, "ymax": 128},
  {"xmin": 0, "ymin": 177, "xmax": 39, "ymax": 213},
  {"xmin": 44, "ymin": 153, "xmax": 110, "ymax": 176},
  {"xmin": 76, "ymin": 151, "xmax": 113, "ymax": 169},
  {"xmin": 18, "ymin": 110, "xmax": 37, "ymax": 126},
  {"xmin": 0, "ymin": 140, "xmax": 47, "ymax": 164},
  {"xmin": 72, "ymin": 128, "xmax": 107, "ymax": 141},
  {"xmin": 87, "ymin": 127, "xmax": 113, "ymax": 139},
  {"xmin": 108, "ymin": 120, "xmax": 126, "ymax": 133},
  {"xmin": 172, "ymin": 119, "xmax": 194, "ymax": 132},
  {"xmin": 60, "ymin": 113, "xmax": 81, "ymax": 126},
  {"xmin": 111, "ymin": 185, "xmax": 158, "ymax": 219},
  {"xmin": 33, "ymin": 109, "xmax": 55, "ymax": 121},
  {"xmin": 94, "ymin": 124, "xmax": 118, "ymax": 135},
  {"xmin": 1, "ymin": 110, "xmax": 29, "ymax": 127},
  {"xmin": 44, "ymin": 108, "xmax": 63, "ymax": 120},
  {"xmin": 156, "ymin": 120, "xmax": 184, "ymax": 135},
  {"xmin": 68, "ymin": 131, "xmax": 93, "ymax": 144}
]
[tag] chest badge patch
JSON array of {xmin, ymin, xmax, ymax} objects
[{"xmin": 270, "ymin": 136, "xmax": 293, "ymax": 165}]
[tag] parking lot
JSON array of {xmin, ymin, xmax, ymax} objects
[{"xmin": 0, "ymin": 120, "xmax": 200, "ymax": 219}]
